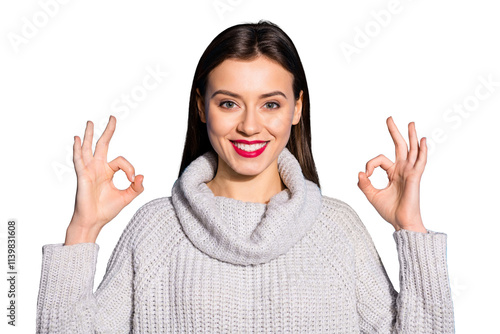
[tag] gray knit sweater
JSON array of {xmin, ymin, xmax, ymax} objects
[{"xmin": 36, "ymin": 148, "xmax": 455, "ymax": 333}]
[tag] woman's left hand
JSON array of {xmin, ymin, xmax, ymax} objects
[{"xmin": 357, "ymin": 116, "xmax": 428, "ymax": 233}]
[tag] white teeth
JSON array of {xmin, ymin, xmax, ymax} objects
[{"xmin": 233, "ymin": 141, "xmax": 267, "ymax": 152}]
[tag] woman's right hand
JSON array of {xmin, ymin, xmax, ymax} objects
[{"xmin": 64, "ymin": 115, "xmax": 145, "ymax": 245}]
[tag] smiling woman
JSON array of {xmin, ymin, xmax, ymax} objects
[
  {"xmin": 36, "ymin": 20, "xmax": 455, "ymax": 333},
  {"xmin": 197, "ymin": 56, "xmax": 303, "ymax": 202}
]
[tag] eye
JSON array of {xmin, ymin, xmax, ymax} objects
[
  {"xmin": 219, "ymin": 100, "xmax": 237, "ymax": 109},
  {"xmin": 264, "ymin": 102, "xmax": 280, "ymax": 109}
]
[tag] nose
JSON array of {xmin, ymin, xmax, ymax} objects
[{"xmin": 237, "ymin": 107, "xmax": 262, "ymax": 136}]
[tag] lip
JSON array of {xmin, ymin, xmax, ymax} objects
[
  {"xmin": 230, "ymin": 140, "xmax": 269, "ymax": 158},
  {"xmin": 231, "ymin": 139, "xmax": 269, "ymax": 144}
]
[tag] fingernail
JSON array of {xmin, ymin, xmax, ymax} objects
[{"xmin": 132, "ymin": 175, "xmax": 135, "ymax": 182}]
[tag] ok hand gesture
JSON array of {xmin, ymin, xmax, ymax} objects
[
  {"xmin": 357, "ymin": 117, "xmax": 428, "ymax": 233},
  {"xmin": 65, "ymin": 115, "xmax": 145, "ymax": 245}
]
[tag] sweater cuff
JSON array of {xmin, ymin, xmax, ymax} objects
[
  {"xmin": 393, "ymin": 229, "xmax": 451, "ymax": 302},
  {"xmin": 38, "ymin": 243, "xmax": 99, "ymax": 308}
]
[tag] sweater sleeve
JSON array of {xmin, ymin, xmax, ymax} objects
[
  {"xmin": 36, "ymin": 207, "xmax": 147, "ymax": 333},
  {"xmin": 347, "ymin": 208, "xmax": 455, "ymax": 333}
]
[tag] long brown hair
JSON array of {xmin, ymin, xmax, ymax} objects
[{"xmin": 178, "ymin": 20, "xmax": 320, "ymax": 189}]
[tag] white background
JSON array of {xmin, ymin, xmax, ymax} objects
[{"xmin": 1, "ymin": 0, "xmax": 499, "ymax": 332}]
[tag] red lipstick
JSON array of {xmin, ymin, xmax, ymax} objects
[
  {"xmin": 230, "ymin": 140, "xmax": 269, "ymax": 158},
  {"xmin": 232, "ymin": 140, "xmax": 267, "ymax": 144}
]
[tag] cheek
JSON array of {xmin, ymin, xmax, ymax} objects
[
  {"xmin": 206, "ymin": 112, "xmax": 233, "ymax": 139},
  {"xmin": 266, "ymin": 111, "xmax": 294, "ymax": 136}
]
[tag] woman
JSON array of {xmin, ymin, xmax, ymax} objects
[{"xmin": 36, "ymin": 20, "xmax": 455, "ymax": 333}]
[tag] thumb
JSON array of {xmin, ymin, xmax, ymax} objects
[
  {"xmin": 357, "ymin": 171, "xmax": 377, "ymax": 203},
  {"xmin": 122, "ymin": 174, "xmax": 145, "ymax": 205}
]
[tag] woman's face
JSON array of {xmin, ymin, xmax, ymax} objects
[{"xmin": 197, "ymin": 55, "xmax": 303, "ymax": 178}]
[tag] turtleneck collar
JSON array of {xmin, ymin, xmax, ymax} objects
[{"xmin": 171, "ymin": 147, "xmax": 323, "ymax": 266}]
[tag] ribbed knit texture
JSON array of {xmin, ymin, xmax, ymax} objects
[
  {"xmin": 171, "ymin": 146, "xmax": 323, "ymax": 265},
  {"xmin": 36, "ymin": 148, "xmax": 455, "ymax": 333}
]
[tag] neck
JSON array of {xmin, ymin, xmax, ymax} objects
[{"xmin": 206, "ymin": 156, "xmax": 286, "ymax": 204}]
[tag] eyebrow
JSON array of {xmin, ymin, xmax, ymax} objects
[{"xmin": 210, "ymin": 89, "xmax": 287, "ymax": 100}]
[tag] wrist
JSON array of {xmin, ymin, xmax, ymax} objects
[
  {"xmin": 64, "ymin": 221, "xmax": 102, "ymax": 245},
  {"xmin": 395, "ymin": 223, "xmax": 427, "ymax": 233}
]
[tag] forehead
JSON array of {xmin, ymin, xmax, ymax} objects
[{"xmin": 206, "ymin": 56, "xmax": 294, "ymax": 96}]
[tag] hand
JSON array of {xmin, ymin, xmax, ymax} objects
[
  {"xmin": 357, "ymin": 116, "xmax": 428, "ymax": 233},
  {"xmin": 65, "ymin": 115, "xmax": 145, "ymax": 245}
]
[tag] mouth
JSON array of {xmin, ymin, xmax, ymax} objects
[
  {"xmin": 230, "ymin": 140, "xmax": 270, "ymax": 157},
  {"xmin": 230, "ymin": 140, "xmax": 269, "ymax": 152}
]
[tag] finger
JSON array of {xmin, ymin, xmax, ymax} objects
[
  {"xmin": 407, "ymin": 122, "xmax": 420, "ymax": 165},
  {"xmin": 414, "ymin": 137, "xmax": 428, "ymax": 171},
  {"xmin": 81, "ymin": 121, "xmax": 94, "ymax": 165},
  {"xmin": 387, "ymin": 116, "xmax": 408, "ymax": 161},
  {"xmin": 365, "ymin": 154, "xmax": 394, "ymax": 177},
  {"xmin": 121, "ymin": 174, "xmax": 145, "ymax": 205},
  {"xmin": 94, "ymin": 115, "xmax": 116, "ymax": 160},
  {"xmin": 108, "ymin": 156, "xmax": 136, "ymax": 183},
  {"xmin": 357, "ymin": 171, "xmax": 378, "ymax": 203},
  {"xmin": 72, "ymin": 136, "xmax": 84, "ymax": 173}
]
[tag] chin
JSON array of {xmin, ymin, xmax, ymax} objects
[
  {"xmin": 213, "ymin": 142, "xmax": 280, "ymax": 177},
  {"xmin": 227, "ymin": 162, "xmax": 267, "ymax": 177}
]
